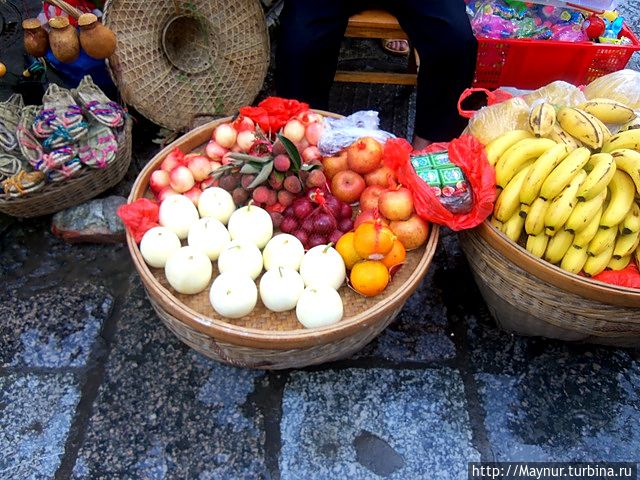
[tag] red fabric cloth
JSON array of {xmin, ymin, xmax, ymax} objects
[{"xmin": 592, "ymin": 261, "xmax": 640, "ymax": 289}]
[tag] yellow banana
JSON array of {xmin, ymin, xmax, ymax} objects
[
  {"xmin": 528, "ymin": 102, "xmax": 556, "ymax": 137},
  {"xmin": 519, "ymin": 144, "xmax": 571, "ymax": 205},
  {"xmin": 525, "ymin": 197, "xmax": 550, "ymax": 235},
  {"xmin": 584, "ymin": 244, "xmax": 615, "ymax": 277},
  {"xmin": 600, "ymin": 171, "xmax": 635, "ymax": 229},
  {"xmin": 495, "ymin": 138, "xmax": 557, "ymax": 188},
  {"xmin": 526, "ymin": 232, "xmax": 549, "ymax": 258},
  {"xmin": 573, "ymin": 207, "xmax": 603, "ymax": 248},
  {"xmin": 557, "ymin": 107, "xmax": 604, "ymax": 150},
  {"xmin": 501, "ymin": 209, "xmax": 526, "ymax": 243},
  {"xmin": 613, "ymin": 230, "xmax": 640, "ymax": 259},
  {"xmin": 485, "ymin": 130, "xmax": 534, "ymax": 167},
  {"xmin": 560, "ymin": 245, "xmax": 589, "ymax": 274},
  {"xmin": 610, "ymin": 148, "xmax": 640, "ymax": 194},
  {"xmin": 618, "ymin": 117, "xmax": 640, "ymax": 133},
  {"xmin": 602, "ymin": 128, "xmax": 640, "ymax": 153},
  {"xmin": 544, "ymin": 170, "xmax": 587, "ymax": 232},
  {"xmin": 591, "ymin": 116, "xmax": 612, "ymax": 144},
  {"xmin": 546, "ymin": 123, "xmax": 582, "ymax": 149},
  {"xmin": 539, "ymin": 147, "xmax": 590, "ymax": 200},
  {"xmin": 636, "ymin": 245, "xmax": 640, "ymax": 267},
  {"xmin": 578, "ymin": 98, "xmax": 636, "ymax": 125},
  {"xmin": 494, "ymin": 164, "xmax": 533, "ymax": 222},
  {"xmin": 490, "ymin": 215, "xmax": 503, "ymax": 230},
  {"xmin": 565, "ymin": 189, "xmax": 607, "ymax": 233},
  {"xmin": 620, "ymin": 202, "xmax": 640, "ymax": 235},
  {"xmin": 587, "ymin": 226, "xmax": 618, "ymax": 257},
  {"xmin": 575, "ymin": 153, "xmax": 615, "ymax": 201},
  {"xmin": 544, "ymin": 229, "xmax": 574, "ymax": 264},
  {"xmin": 607, "ymin": 255, "xmax": 631, "ymax": 271}
]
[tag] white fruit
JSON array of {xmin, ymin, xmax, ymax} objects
[
  {"xmin": 164, "ymin": 246, "xmax": 212, "ymax": 294},
  {"xmin": 262, "ymin": 234, "xmax": 305, "ymax": 271},
  {"xmin": 139, "ymin": 226, "xmax": 181, "ymax": 268},
  {"xmin": 197, "ymin": 187, "xmax": 236, "ymax": 225},
  {"xmin": 187, "ymin": 217, "xmax": 230, "ymax": 260},
  {"xmin": 299, "ymin": 245, "xmax": 346, "ymax": 290},
  {"xmin": 227, "ymin": 204, "xmax": 273, "ymax": 249},
  {"xmin": 159, "ymin": 195, "xmax": 199, "ymax": 239},
  {"xmin": 259, "ymin": 267, "xmax": 305, "ymax": 312},
  {"xmin": 209, "ymin": 272, "xmax": 257, "ymax": 319},
  {"xmin": 217, "ymin": 240, "xmax": 263, "ymax": 280},
  {"xmin": 296, "ymin": 285, "xmax": 343, "ymax": 328}
]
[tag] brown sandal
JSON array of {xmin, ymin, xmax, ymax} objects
[{"xmin": 382, "ymin": 39, "xmax": 409, "ymax": 56}]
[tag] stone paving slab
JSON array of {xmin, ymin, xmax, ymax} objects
[
  {"xmin": 0, "ymin": 373, "xmax": 80, "ymax": 480},
  {"xmin": 279, "ymin": 368, "xmax": 480, "ymax": 480}
]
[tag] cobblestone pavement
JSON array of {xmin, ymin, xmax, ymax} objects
[{"xmin": 1, "ymin": 2, "xmax": 639, "ymax": 479}]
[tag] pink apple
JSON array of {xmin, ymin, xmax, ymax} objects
[
  {"xmin": 297, "ymin": 110, "xmax": 324, "ymax": 125},
  {"xmin": 150, "ymin": 170, "xmax": 170, "ymax": 193},
  {"xmin": 157, "ymin": 187, "xmax": 178, "ymax": 202},
  {"xmin": 210, "ymin": 161, "xmax": 222, "ymax": 173},
  {"xmin": 184, "ymin": 186, "xmax": 202, "ymax": 206},
  {"xmin": 213, "ymin": 124, "xmax": 238, "ymax": 149},
  {"xmin": 236, "ymin": 130, "xmax": 256, "ymax": 152},
  {"xmin": 170, "ymin": 165, "xmax": 195, "ymax": 193},
  {"xmin": 221, "ymin": 152, "xmax": 234, "ymax": 165},
  {"xmin": 161, "ymin": 147, "xmax": 185, "ymax": 172},
  {"xmin": 302, "ymin": 146, "xmax": 322, "ymax": 163},
  {"xmin": 187, "ymin": 155, "xmax": 211, "ymax": 181},
  {"xmin": 231, "ymin": 144, "xmax": 243, "ymax": 153},
  {"xmin": 305, "ymin": 122, "xmax": 324, "ymax": 146},
  {"xmin": 205, "ymin": 141, "xmax": 228, "ymax": 160},
  {"xmin": 200, "ymin": 177, "xmax": 218, "ymax": 190},
  {"xmin": 233, "ymin": 115, "xmax": 255, "ymax": 132},
  {"xmin": 378, "ymin": 187, "xmax": 414, "ymax": 221},
  {"xmin": 283, "ymin": 119, "xmax": 305, "ymax": 142}
]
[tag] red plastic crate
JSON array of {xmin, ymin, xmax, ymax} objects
[{"xmin": 473, "ymin": 24, "xmax": 640, "ymax": 90}]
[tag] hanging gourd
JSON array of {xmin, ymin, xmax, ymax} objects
[
  {"xmin": 78, "ymin": 13, "xmax": 117, "ymax": 60},
  {"xmin": 48, "ymin": 16, "xmax": 80, "ymax": 63},
  {"xmin": 22, "ymin": 18, "xmax": 49, "ymax": 57}
]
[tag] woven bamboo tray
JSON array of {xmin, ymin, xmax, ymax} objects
[
  {"xmin": 459, "ymin": 221, "xmax": 640, "ymax": 347},
  {"xmin": 0, "ymin": 118, "xmax": 132, "ymax": 218},
  {"xmin": 126, "ymin": 116, "xmax": 439, "ymax": 369}
]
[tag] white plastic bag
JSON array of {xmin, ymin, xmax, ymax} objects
[{"xmin": 318, "ymin": 111, "xmax": 395, "ymax": 156}]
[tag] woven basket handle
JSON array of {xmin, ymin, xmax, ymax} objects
[
  {"xmin": 44, "ymin": 0, "xmax": 83, "ymax": 20},
  {"xmin": 3, "ymin": 94, "xmax": 25, "ymax": 111}
]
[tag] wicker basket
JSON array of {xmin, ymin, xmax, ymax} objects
[
  {"xmin": 459, "ymin": 221, "xmax": 640, "ymax": 347},
  {"xmin": 0, "ymin": 118, "xmax": 132, "ymax": 218},
  {"xmin": 126, "ymin": 115, "xmax": 440, "ymax": 369}
]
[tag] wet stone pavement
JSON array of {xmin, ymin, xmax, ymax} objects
[{"xmin": 2, "ymin": 2, "xmax": 640, "ymax": 479}]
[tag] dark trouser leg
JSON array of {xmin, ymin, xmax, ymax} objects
[{"xmin": 390, "ymin": 0, "xmax": 477, "ymax": 141}]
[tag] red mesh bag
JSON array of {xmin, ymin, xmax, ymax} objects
[{"xmin": 117, "ymin": 198, "xmax": 160, "ymax": 243}]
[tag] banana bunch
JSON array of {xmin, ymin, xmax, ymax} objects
[{"xmin": 488, "ymin": 96, "xmax": 640, "ymax": 279}]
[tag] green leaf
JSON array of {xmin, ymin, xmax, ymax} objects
[
  {"xmin": 277, "ymin": 134, "xmax": 302, "ymax": 171},
  {"xmin": 300, "ymin": 163, "xmax": 320, "ymax": 172},
  {"xmin": 240, "ymin": 163, "xmax": 261, "ymax": 174},
  {"xmin": 248, "ymin": 162, "xmax": 274, "ymax": 189},
  {"xmin": 228, "ymin": 152, "xmax": 271, "ymax": 164}
]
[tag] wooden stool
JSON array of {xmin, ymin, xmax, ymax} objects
[{"xmin": 334, "ymin": 9, "xmax": 418, "ymax": 86}]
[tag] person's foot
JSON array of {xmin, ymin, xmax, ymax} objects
[
  {"xmin": 412, "ymin": 135, "xmax": 431, "ymax": 151},
  {"xmin": 382, "ymin": 39, "xmax": 409, "ymax": 56}
]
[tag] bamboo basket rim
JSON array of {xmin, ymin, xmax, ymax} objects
[
  {"xmin": 476, "ymin": 219, "xmax": 640, "ymax": 308},
  {"xmin": 126, "ymin": 114, "xmax": 440, "ymax": 349}
]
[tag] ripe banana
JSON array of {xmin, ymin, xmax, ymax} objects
[
  {"xmin": 602, "ymin": 128, "xmax": 640, "ymax": 153},
  {"xmin": 544, "ymin": 229, "xmax": 574, "ymax": 264},
  {"xmin": 587, "ymin": 226, "xmax": 618, "ymax": 257},
  {"xmin": 600, "ymin": 170, "xmax": 636, "ymax": 228},
  {"xmin": 485, "ymin": 130, "xmax": 534, "ymax": 167},
  {"xmin": 526, "ymin": 232, "xmax": 549, "ymax": 258},
  {"xmin": 610, "ymin": 148, "xmax": 640, "ymax": 194},
  {"xmin": 573, "ymin": 207, "xmax": 603, "ymax": 248},
  {"xmin": 591, "ymin": 116, "xmax": 612, "ymax": 143},
  {"xmin": 613, "ymin": 230, "xmax": 640, "ymax": 259},
  {"xmin": 525, "ymin": 197, "xmax": 550, "ymax": 235},
  {"xmin": 620, "ymin": 202, "xmax": 640, "ymax": 235},
  {"xmin": 501, "ymin": 209, "xmax": 526, "ymax": 242},
  {"xmin": 636, "ymin": 245, "xmax": 640, "ymax": 268},
  {"xmin": 619, "ymin": 117, "xmax": 640, "ymax": 133},
  {"xmin": 544, "ymin": 170, "xmax": 587, "ymax": 232},
  {"xmin": 557, "ymin": 107, "xmax": 604, "ymax": 150},
  {"xmin": 519, "ymin": 144, "xmax": 571, "ymax": 205},
  {"xmin": 528, "ymin": 102, "xmax": 556, "ymax": 137},
  {"xmin": 539, "ymin": 147, "xmax": 590, "ymax": 200},
  {"xmin": 494, "ymin": 164, "xmax": 533, "ymax": 222},
  {"xmin": 490, "ymin": 216, "xmax": 503, "ymax": 230},
  {"xmin": 546, "ymin": 123, "xmax": 582, "ymax": 149},
  {"xmin": 575, "ymin": 153, "xmax": 615, "ymax": 201},
  {"xmin": 565, "ymin": 189, "xmax": 607, "ymax": 233},
  {"xmin": 578, "ymin": 98, "xmax": 636, "ymax": 125},
  {"xmin": 608, "ymin": 255, "xmax": 631, "ymax": 271},
  {"xmin": 495, "ymin": 138, "xmax": 557, "ymax": 188},
  {"xmin": 583, "ymin": 244, "xmax": 615, "ymax": 277},
  {"xmin": 560, "ymin": 245, "xmax": 589, "ymax": 274}
]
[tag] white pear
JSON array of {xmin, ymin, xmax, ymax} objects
[
  {"xmin": 210, "ymin": 272, "xmax": 257, "ymax": 319},
  {"xmin": 187, "ymin": 217, "xmax": 230, "ymax": 260},
  {"xmin": 159, "ymin": 194, "xmax": 199, "ymax": 239},
  {"xmin": 299, "ymin": 244, "xmax": 346, "ymax": 290},
  {"xmin": 227, "ymin": 204, "xmax": 273, "ymax": 249},
  {"xmin": 164, "ymin": 246, "xmax": 212, "ymax": 294},
  {"xmin": 198, "ymin": 187, "xmax": 236, "ymax": 225},
  {"xmin": 217, "ymin": 240, "xmax": 263, "ymax": 280},
  {"xmin": 259, "ymin": 267, "xmax": 305, "ymax": 312},
  {"xmin": 262, "ymin": 234, "xmax": 305, "ymax": 271},
  {"xmin": 296, "ymin": 285, "xmax": 343, "ymax": 328},
  {"xmin": 139, "ymin": 226, "xmax": 181, "ymax": 268}
]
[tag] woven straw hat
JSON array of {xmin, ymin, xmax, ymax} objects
[{"xmin": 102, "ymin": 0, "xmax": 270, "ymax": 131}]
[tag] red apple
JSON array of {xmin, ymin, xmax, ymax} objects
[
  {"xmin": 187, "ymin": 155, "xmax": 211, "ymax": 181},
  {"xmin": 205, "ymin": 141, "xmax": 228, "ymax": 161},
  {"xmin": 322, "ymin": 151, "xmax": 348, "ymax": 179},
  {"xmin": 359, "ymin": 185, "xmax": 386, "ymax": 212},
  {"xmin": 236, "ymin": 130, "xmax": 256, "ymax": 152},
  {"xmin": 150, "ymin": 170, "xmax": 170, "ymax": 193},
  {"xmin": 161, "ymin": 148, "xmax": 185, "ymax": 172},
  {"xmin": 378, "ymin": 187, "xmax": 414, "ymax": 221},
  {"xmin": 365, "ymin": 166, "xmax": 396, "ymax": 188},
  {"xmin": 283, "ymin": 119, "xmax": 305, "ymax": 142},
  {"xmin": 213, "ymin": 124, "xmax": 237, "ymax": 149},
  {"xmin": 305, "ymin": 122, "xmax": 324, "ymax": 146},
  {"xmin": 170, "ymin": 165, "xmax": 195, "ymax": 193},
  {"xmin": 354, "ymin": 209, "xmax": 389, "ymax": 229},
  {"xmin": 390, "ymin": 214, "xmax": 429, "ymax": 250},
  {"xmin": 347, "ymin": 137, "xmax": 383, "ymax": 175},
  {"xmin": 232, "ymin": 115, "xmax": 255, "ymax": 132},
  {"xmin": 302, "ymin": 146, "xmax": 322, "ymax": 163},
  {"xmin": 156, "ymin": 187, "xmax": 178, "ymax": 202},
  {"xmin": 184, "ymin": 186, "xmax": 202, "ymax": 206},
  {"xmin": 330, "ymin": 170, "xmax": 366, "ymax": 204}
]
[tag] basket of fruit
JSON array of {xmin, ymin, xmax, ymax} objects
[
  {"xmin": 124, "ymin": 108, "xmax": 438, "ymax": 369},
  {"xmin": 459, "ymin": 97, "xmax": 640, "ymax": 347}
]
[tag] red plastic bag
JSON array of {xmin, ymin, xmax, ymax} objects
[
  {"xmin": 117, "ymin": 198, "xmax": 160, "ymax": 243},
  {"xmin": 383, "ymin": 136, "xmax": 496, "ymax": 231},
  {"xmin": 457, "ymin": 87, "xmax": 514, "ymax": 119},
  {"xmin": 592, "ymin": 262, "xmax": 640, "ymax": 289},
  {"xmin": 239, "ymin": 97, "xmax": 309, "ymax": 133}
]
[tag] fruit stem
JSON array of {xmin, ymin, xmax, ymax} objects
[
  {"xmin": 279, "ymin": 266, "xmax": 284, "ymax": 278},
  {"xmin": 323, "ymin": 243, "xmax": 334, "ymax": 253}
]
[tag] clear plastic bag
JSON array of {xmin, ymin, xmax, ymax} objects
[
  {"xmin": 521, "ymin": 80, "xmax": 587, "ymax": 107},
  {"xmin": 584, "ymin": 69, "xmax": 640, "ymax": 110},
  {"xmin": 317, "ymin": 111, "xmax": 395, "ymax": 156},
  {"xmin": 466, "ymin": 97, "xmax": 530, "ymax": 145}
]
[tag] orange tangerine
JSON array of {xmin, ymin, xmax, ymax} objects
[
  {"xmin": 353, "ymin": 221, "xmax": 395, "ymax": 260},
  {"xmin": 335, "ymin": 232, "xmax": 362, "ymax": 270},
  {"xmin": 381, "ymin": 239, "xmax": 406, "ymax": 269},
  {"xmin": 350, "ymin": 260, "xmax": 390, "ymax": 297}
]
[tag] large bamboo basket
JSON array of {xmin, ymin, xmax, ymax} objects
[
  {"xmin": 126, "ymin": 115, "xmax": 439, "ymax": 369},
  {"xmin": 0, "ymin": 118, "xmax": 132, "ymax": 218},
  {"xmin": 459, "ymin": 221, "xmax": 640, "ymax": 347}
]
